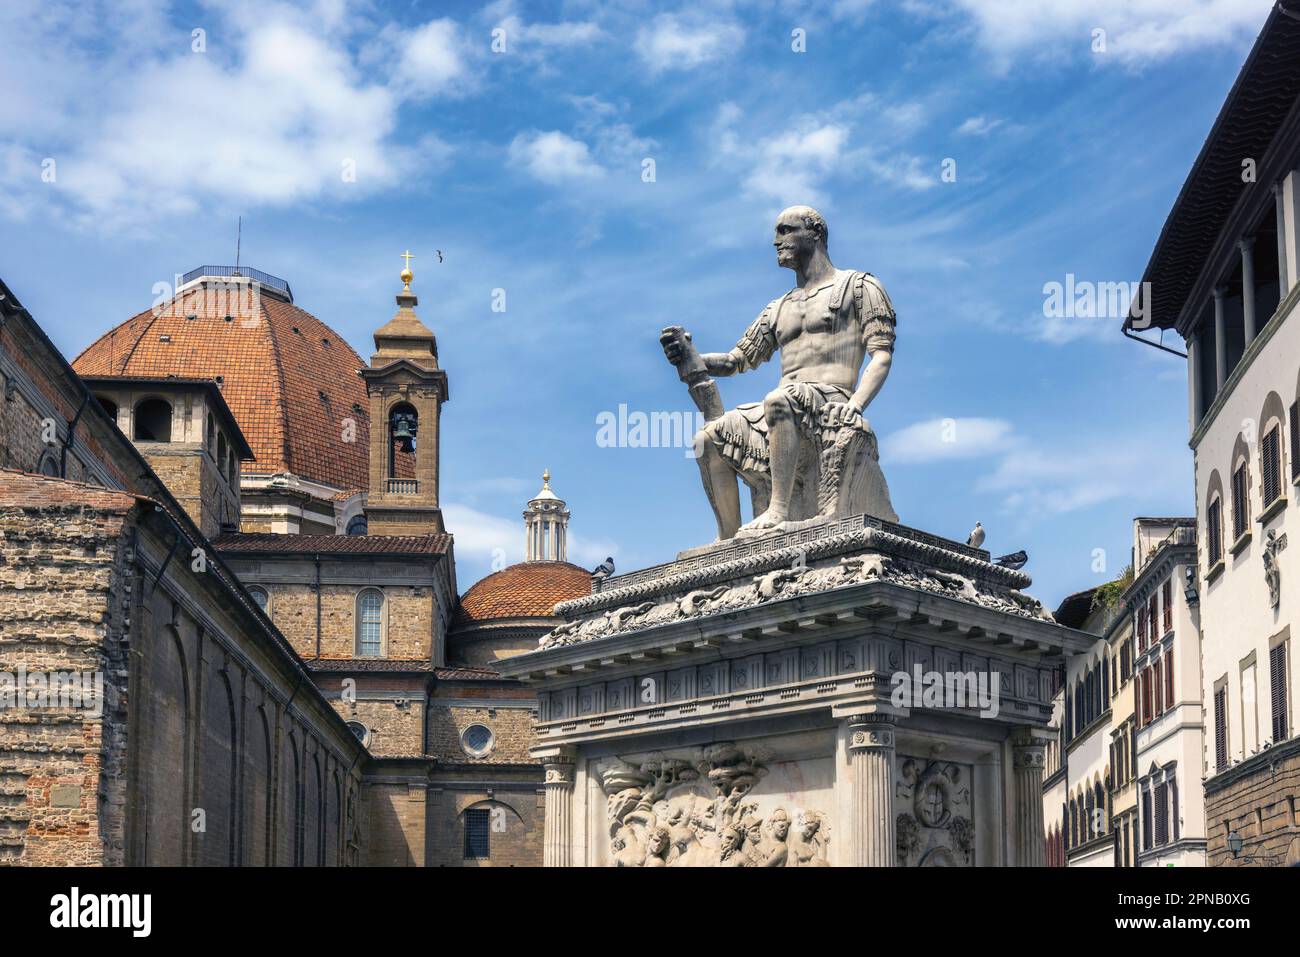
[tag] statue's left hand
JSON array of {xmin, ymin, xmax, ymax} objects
[{"xmin": 821, "ymin": 401, "xmax": 863, "ymax": 431}]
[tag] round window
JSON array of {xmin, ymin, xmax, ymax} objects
[
  {"xmin": 461, "ymin": 724, "xmax": 495, "ymax": 757},
  {"xmin": 346, "ymin": 721, "xmax": 369, "ymax": 745}
]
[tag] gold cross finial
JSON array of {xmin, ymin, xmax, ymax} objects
[
  {"xmin": 542, "ymin": 468, "xmax": 551, "ymax": 487},
  {"xmin": 400, "ymin": 250, "xmax": 414, "ymax": 291}
]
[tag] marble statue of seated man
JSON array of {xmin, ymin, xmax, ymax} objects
[{"xmin": 661, "ymin": 205, "xmax": 898, "ymax": 541}]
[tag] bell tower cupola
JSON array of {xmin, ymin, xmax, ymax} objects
[
  {"xmin": 360, "ymin": 253, "xmax": 449, "ymax": 536},
  {"xmin": 524, "ymin": 469, "xmax": 570, "ymax": 562}
]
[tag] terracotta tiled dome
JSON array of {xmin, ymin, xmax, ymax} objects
[
  {"xmin": 455, "ymin": 561, "xmax": 591, "ymax": 626},
  {"xmin": 72, "ymin": 281, "xmax": 371, "ymax": 492}
]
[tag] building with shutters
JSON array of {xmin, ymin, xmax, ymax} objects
[
  {"xmin": 1122, "ymin": 4, "xmax": 1300, "ymax": 867},
  {"xmin": 1046, "ymin": 583, "xmax": 1130, "ymax": 867},
  {"xmin": 1128, "ymin": 519, "xmax": 1204, "ymax": 867}
]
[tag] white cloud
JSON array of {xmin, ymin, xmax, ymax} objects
[
  {"xmin": 743, "ymin": 122, "xmax": 850, "ymax": 205},
  {"xmin": 443, "ymin": 502, "xmax": 616, "ymax": 570},
  {"xmin": 884, "ymin": 416, "xmax": 1179, "ymax": 519},
  {"xmin": 945, "ymin": 0, "xmax": 1272, "ymax": 67},
  {"xmin": 634, "ymin": 13, "xmax": 744, "ymax": 73},
  {"xmin": 390, "ymin": 18, "xmax": 470, "ymax": 99},
  {"xmin": 882, "ymin": 417, "xmax": 1016, "ymax": 464},
  {"xmin": 956, "ymin": 114, "xmax": 1003, "ymax": 136},
  {"xmin": 508, "ymin": 130, "xmax": 604, "ymax": 183}
]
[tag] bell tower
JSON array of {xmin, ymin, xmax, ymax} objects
[{"xmin": 361, "ymin": 253, "xmax": 449, "ymax": 535}]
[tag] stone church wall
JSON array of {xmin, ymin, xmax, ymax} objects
[{"xmin": 0, "ymin": 294, "xmax": 368, "ymax": 866}]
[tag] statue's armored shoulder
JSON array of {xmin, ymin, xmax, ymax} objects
[
  {"xmin": 732, "ymin": 296, "xmax": 783, "ymax": 371},
  {"xmin": 852, "ymin": 271, "xmax": 896, "ymax": 351}
]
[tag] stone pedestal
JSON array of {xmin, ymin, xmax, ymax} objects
[
  {"xmin": 541, "ymin": 751, "xmax": 575, "ymax": 867},
  {"xmin": 497, "ymin": 514, "xmax": 1092, "ymax": 867},
  {"xmin": 847, "ymin": 714, "xmax": 896, "ymax": 866}
]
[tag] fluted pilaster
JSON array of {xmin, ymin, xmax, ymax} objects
[
  {"xmin": 542, "ymin": 754, "xmax": 575, "ymax": 867},
  {"xmin": 1011, "ymin": 730, "xmax": 1047, "ymax": 867},
  {"xmin": 847, "ymin": 714, "xmax": 896, "ymax": 867}
]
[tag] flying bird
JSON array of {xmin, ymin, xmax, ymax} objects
[
  {"xmin": 966, "ymin": 522, "xmax": 985, "ymax": 548},
  {"xmin": 994, "ymin": 550, "xmax": 1028, "ymax": 570},
  {"xmin": 592, "ymin": 556, "xmax": 616, "ymax": 581},
  {"xmin": 436, "ymin": 249, "xmax": 444, "ymax": 262}
]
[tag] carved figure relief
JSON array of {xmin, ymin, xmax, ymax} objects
[{"xmin": 598, "ymin": 743, "xmax": 831, "ymax": 867}]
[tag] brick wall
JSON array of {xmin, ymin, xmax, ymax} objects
[
  {"xmin": 425, "ymin": 779, "xmax": 543, "ymax": 867},
  {"xmin": 1205, "ymin": 745, "xmax": 1300, "ymax": 866},
  {"xmin": 261, "ymin": 583, "xmax": 434, "ymax": 661},
  {"xmin": 426, "ymin": 703, "xmax": 538, "ymax": 765},
  {"xmin": 0, "ymin": 477, "xmax": 135, "ymax": 865}
]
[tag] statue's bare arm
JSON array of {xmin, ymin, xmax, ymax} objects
[
  {"xmin": 849, "ymin": 348, "xmax": 892, "ymax": 413},
  {"xmin": 699, "ymin": 350, "xmax": 744, "ymax": 377}
]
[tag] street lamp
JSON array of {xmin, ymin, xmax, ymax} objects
[{"xmin": 1227, "ymin": 830, "xmax": 1244, "ymax": 857}]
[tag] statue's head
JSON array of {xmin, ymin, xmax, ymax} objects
[
  {"xmin": 774, "ymin": 205, "xmax": 828, "ymax": 270},
  {"xmin": 770, "ymin": 807, "xmax": 790, "ymax": 839}
]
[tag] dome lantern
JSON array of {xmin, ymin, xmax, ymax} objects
[{"xmin": 524, "ymin": 469, "xmax": 570, "ymax": 562}]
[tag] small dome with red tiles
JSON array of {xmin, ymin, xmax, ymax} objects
[{"xmin": 454, "ymin": 561, "xmax": 591, "ymax": 627}]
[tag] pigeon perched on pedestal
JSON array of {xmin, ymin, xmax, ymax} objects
[
  {"xmin": 592, "ymin": 556, "xmax": 616, "ymax": 582},
  {"xmin": 994, "ymin": 550, "xmax": 1028, "ymax": 570},
  {"xmin": 966, "ymin": 523, "xmax": 985, "ymax": 548}
]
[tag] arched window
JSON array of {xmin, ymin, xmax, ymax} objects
[
  {"xmin": 96, "ymin": 395, "xmax": 118, "ymax": 422},
  {"xmin": 248, "ymin": 586, "xmax": 270, "ymax": 615},
  {"xmin": 227, "ymin": 448, "xmax": 237, "ymax": 484},
  {"xmin": 133, "ymin": 398, "xmax": 172, "ymax": 442},
  {"xmin": 346, "ymin": 515, "xmax": 368, "ymax": 536},
  {"xmin": 217, "ymin": 432, "xmax": 229, "ymax": 480},
  {"xmin": 206, "ymin": 412, "xmax": 215, "ymax": 453},
  {"xmin": 37, "ymin": 451, "xmax": 60, "ymax": 477},
  {"xmin": 355, "ymin": 589, "xmax": 385, "ymax": 657}
]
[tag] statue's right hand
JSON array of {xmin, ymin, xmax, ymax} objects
[{"xmin": 660, "ymin": 326, "xmax": 690, "ymax": 365}]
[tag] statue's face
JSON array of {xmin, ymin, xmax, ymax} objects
[
  {"xmin": 773, "ymin": 817, "xmax": 789, "ymax": 839},
  {"xmin": 773, "ymin": 211, "xmax": 819, "ymax": 269}
]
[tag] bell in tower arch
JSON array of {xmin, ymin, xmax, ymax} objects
[{"xmin": 390, "ymin": 406, "xmax": 418, "ymax": 454}]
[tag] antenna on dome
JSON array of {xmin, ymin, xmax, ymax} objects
[{"xmin": 235, "ymin": 216, "xmax": 242, "ymax": 269}]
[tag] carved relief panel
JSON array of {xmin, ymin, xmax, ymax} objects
[{"xmin": 894, "ymin": 755, "xmax": 975, "ymax": 866}]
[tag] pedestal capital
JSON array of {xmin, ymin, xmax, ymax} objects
[
  {"xmin": 1009, "ymin": 727, "xmax": 1051, "ymax": 769},
  {"xmin": 846, "ymin": 713, "xmax": 897, "ymax": 752},
  {"xmin": 540, "ymin": 747, "xmax": 577, "ymax": 786}
]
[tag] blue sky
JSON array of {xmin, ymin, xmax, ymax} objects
[{"xmin": 0, "ymin": 0, "xmax": 1276, "ymax": 607}]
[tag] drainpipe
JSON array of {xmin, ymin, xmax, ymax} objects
[
  {"xmin": 314, "ymin": 555, "xmax": 323, "ymax": 660},
  {"xmin": 60, "ymin": 391, "xmax": 90, "ymax": 478}
]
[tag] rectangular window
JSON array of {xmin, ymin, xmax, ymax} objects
[
  {"xmin": 1214, "ymin": 686, "xmax": 1228, "ymax": 773},
  {"xmin": 1290, "ymin": 400, "xmax": 1300, "ymax": 482},
  {"xmin": 1232, "ymin": 463, "xmax": 1249, "ymax": 540},
  {"xmin": 1141, "ymin": 670, "xmax": 1152, "ymax": 726},
  {"xmin": 1154, "ymin": 783, "xmax": 1169, "ymax": 846},
  {"xmin": 1262, "ymin": 425, "xmax": 1282, "ymax": 507},
  {"xmin": 1141, "ymin": 791, "xmax": 1152, "ymax": 851},
  {"xmin": 1137, "ymin": 609, "xmax": 1147, "ymax": 652},
  {"xmin": 1208, "ymin": 498, "xmax": 1223, "ymax": 565},
  {"xmin": 1162, "ymin": 579, "xmax": 1173, "ymax": 633},
  {"xmin": 1152, "ymin": 658, "xmax": 1163, "ymax": 716},
  {"xmin": 1148, "ymin": 594, "xmax": 1159, "ymax": 643},
  {"xmin": 464, "ymin": 808, "xmax": 491, "ymax": 859},
  {"xmin": 1165, "ymin": 648, "xmax": 1175, "ymax": 705},
  {"xmin": 1271, "ymin": 641, "xmax": 1290, "ymax": 744}
]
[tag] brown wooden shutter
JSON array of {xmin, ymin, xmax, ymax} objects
[
  {"xmin": 1290, "ymin": 400, "xmax": 1299, "ymax": 481},
  {"xmin": 1162, "ymin": 579, "xmax": 1172, "ymax": 633},
  {"xmin": 1165, "ymin": 648, "xmax": 1174, "ymax": 705},
  {"xmin": 1154, "ymin": 782, "xmax": 1168, "ymax": 846},
  {"xmin": 1271, "ymin": 642, "xmax": 1289, "ymax": 744},
  {"xmin": 1262, "ymin": 425, "xmax": 1281, "ymax": 506},
  {"xmin": 1232, "ymin": 464, "xmax": 1248, "ymax": 539},
  {"xmin": 1214, "ymin": 686, "xmax": 1228, "ymax": 772},
  {"xmin": 1208, "ymin": 498, "xmax": 1222, "ymax": 564},
  {"xmin": 1153, "ymin": 658, "xmax": 1163, "ymax": 715}
]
